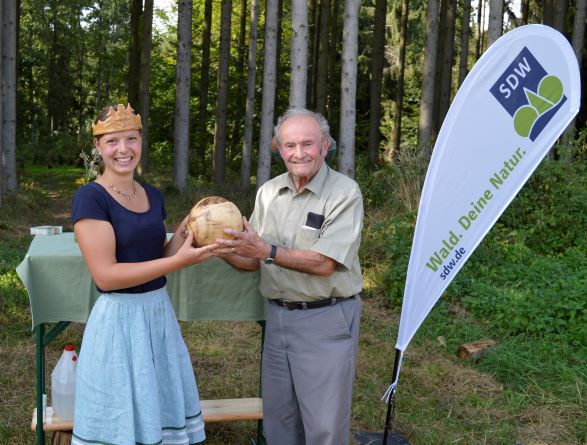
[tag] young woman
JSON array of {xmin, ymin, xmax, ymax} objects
[{"xmin": 71, "ymin": 104, "xmax": 215, "ymax": 445}]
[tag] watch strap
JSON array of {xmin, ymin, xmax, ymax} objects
[{"xmin": 264, "ymin": 244, "xmax": 277, "ymax": 264}]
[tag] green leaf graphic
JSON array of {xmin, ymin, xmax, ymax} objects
[
  {"xmin": 538, "ymin": 75, "xmax": 564, "ymax": 104},
  {"xmin": 526, "ymin": 89, "xmax": 553, "ymax": 114},
  {"xmin": 514, "ymin": 105, "xmax": 538, "ymax": 137}
]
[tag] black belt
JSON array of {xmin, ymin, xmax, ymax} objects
[{"xmin": 270, "ymin": 295, "xmax": 355, "ymax": 310}]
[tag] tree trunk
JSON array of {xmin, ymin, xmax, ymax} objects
[
  {"xmin": 561, "ymin": 0, "xmax": 586, "ymax": 149},
  {"xmin": 418, "ymin": 0, "xmax": 440, "ymax": 156},
  {"xmin": 391, "ymin": 0, "xmax": 409, "ymax": 158},
  {"xmin": 275, "ymin": 0, "xmax": 283, "ymax": 89},
  {"xmin": 475, "ymin": 0, "xmax": 483, "ymax": 59},
  {"xmin": 198, "ymin": 0, "xmax": 212, "ymax": 176},
  {"xmin": 338, "ymin": 0, "xmax": 360, "ymax": 178},
  {"xmin": 307, "ymin": 0, "xmax": 318, "ymax": 108},
  {"xmin": 487, "ymin": 0, "xmax": 503, "ymax": 47},
  {"xmin": 128, "ymin": 0, "xmax": 142, "ymax": 108},
  {"xmin": 173, "ymin": 0, "xmax": 193, "ymax": 192},
  {"xmin": 213, "ymin": 0, "xmax": 232, "ymax": 184},
  {"xmin": 240, "ymin": 0, "xmax": 260, "ymax": 192},
  {"xmin": 437, "ymin": 0, "xmax": 456, "ymax": 131},
  {"xmin": 230, "ymin": 0, "xmax": 248, "ymax": 158},
  {"xmin": 328, "ymin": 0, "xmax": 341, "ymax": 124},
  {"xmin": 139, "ymin": 0, "xmax": 153, "ymax": 172},
  {"xmin": 367, "ymin": 0, "xmax": 387, "ymax": 166},
  {"xmin": 458, "ymin": 0, "xmax": 471, "ymax": 86},
  {"xmin": 542, "ymin": 0, "xmax": 554, "ymax": 26},
  {"xmin": 75, "ymin": 7, "xmax": 85, "ymax": 143},
  {"xmin": 48, "ymin": 0, "xmax": 57, "ymax": 133},
  {"xmin": 553, "ymin": 0, "xmax": 567, "ymax": 33},
  {"xmin": 0, "ymin": 0, "xmax": 4, "ymax": 205},
  {"xmin": 570, "ymin": 0, "xmax": 586, "ymax": 75},
  {"xmin": 1, "ymin": 0, "xmax": 17, "ymax": 192},
  {"xmin": 256, "ymin": 0, "xmax": 279, "ymax": 189},
  {"xmin": 432, "ymin": 1, "xmax": 447, "ymax": 134},
  {"xmin": 520, "ymin": 0, "xmax": 529, "ymax": 25},
  {"xmin": 96, "ymin": 2, "xmax": 104, "ymax": 109},
  {"xmin": 315, "ymin": 0, "xmax": 330, "ymax": 114},
  {"xmin": 542, "ymin": 0, "xmax": 555, "ymax": 160},
  {"xmin": 290, "ymin": 0, "xmax": 308, "ymax": 108}
]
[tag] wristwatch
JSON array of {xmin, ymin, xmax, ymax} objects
[{"xmin": 264, "ymin": 244, "xmax": 277, "ymax": 265}]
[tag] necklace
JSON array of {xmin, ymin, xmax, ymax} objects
[{"xmin": 108, "ymin": 183, "xmax": 137, "ymax": 200}]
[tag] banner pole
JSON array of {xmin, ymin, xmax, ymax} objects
[{"xmin": 382, "ymin": 348, "xmax": 403, "ymax": 445}]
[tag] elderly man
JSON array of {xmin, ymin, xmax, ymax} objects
[{"xmin": 218, "ymin": 107, "xmax": 363, "ymax": 445}]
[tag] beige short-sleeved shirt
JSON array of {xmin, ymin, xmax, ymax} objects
[{"xmin": 249, "ymin": 162, "xmax": 363, "ymax": 302}]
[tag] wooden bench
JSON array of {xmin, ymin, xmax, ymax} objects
[{"xmin": 32, "ymin": 397, "xmax": 263, "ymax": 432}]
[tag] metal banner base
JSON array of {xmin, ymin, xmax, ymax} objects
[{"xmin": 354, "ymin": 432, "xmax": 411, "ymax": 445}]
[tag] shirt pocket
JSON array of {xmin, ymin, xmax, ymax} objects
[{"xmin": 295, "ymin": 225, "xmax": 320, "ymax": 249}]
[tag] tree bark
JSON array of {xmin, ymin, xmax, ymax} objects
[
  {"xmin": 290, "ymin": 0, "xmax": 308, "ymax": 108},
  {"xmin": 307, "ymin": 0, "xmax": 318, "ymax": 108},
  {"xmin": 75, "ymin": 6, "xmax": 84, "ymax": 143},
  {"xmin": 173, "ymin": 0, "xmax": 193, "ymax": 192},
  {"xmin": 328, "ymin": 0, "xmax": 340, "ymax": 124},
  {"xmin": 338, "ymin": 0, "xmax": 360, "ymax": 178},
  {"xmin": 561, "ymin": 0, "xmax": 586, "ymax": 149},
  {"xmin": 520, "ymin": 0, "xmax": 529, "ymax": 25},
  {"xmin": 95, "ymin": 1, "xmax": 105, "ymax": 109},
  {"xmin": 1, "ymin": 0, "xmax": 17, "ymax": 192},
  {"xmin": 457, "ymin": 339, "xmax": 497, "ymax": 359},
  {"xmin": 315, "ymin": 0, "xmax": 330, "ymax": 114},
  {"xmin": 257, "ymin": 0, "xmax": 279, "ymax": 189},
  {"xmin": 198, "ymin": 0, "xmax": 212, "ymax": 176},
  {"xmin": 213, "ymin": 0, "xmax": 232, "ymax": 184},
  {"xmin": 230, "ymin": 0, "xmax": 248, "ymax": 158},
  {"xmin": 367, "ymin": 0, "xmax": 387, "ymax": 166},
  {"xmin": 570, "ymin": 0, "xmax": 586, "ymax": 73},
  {"xmin": 128, "ymin": 0, "xmax": 142, "ymax": 108},
  {"xmin": 475, "ymin": 0, "xmax": 483, "ymax": 59},
  {"xmin": 458, "ymin": 0, "xmax": 471, "ymax": 86},
  {"xmin": 0, "ymin": 0, "xmax": 4, "ymax": 205},
  {"xmin": 437, "ymin": 0, "xmax": 456, "ymax": 131},
  {"xmin": 275, "ymin": 0, "xmax": 284, "ymax": 98},
  {"xmin": 139, "ymin": 0, "xmax": 153, "ymax": 172},
  {"xmin": 241, "ymin": 0, "xmax": 260, "ymax": 192},
  {"xmin": 391, "ymin": 0, "xmax": 409, "ymax": 158},
  {"xmin": 553, "ymin": 0, "xmax": 567, "ymax": 33},
  {"xmin": 542, "ymin": 0, "xmax": 554, "ymax": 26},
  {"xmin": 487, "ymin": 0, "xmax": 503, "ymax": 47},
  {"xmin": 418, "ymin": 0, "xmax": 440, "ymax": 156}
]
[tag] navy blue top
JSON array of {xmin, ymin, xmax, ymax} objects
[{"xmin": 71, "ymin": 182, "xmax": 168, "ymax": 294}]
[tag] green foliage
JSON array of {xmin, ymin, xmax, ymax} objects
[
  {"xmin": 455, "ymin": 244, "xmax": 587, "ymax": 346},
  {"xmin": 362, "ymin": 155, "xmax": 587, "ymax": 441},
  {"xmin": 361, "ymin": 211, "xmax": 407, "ymax": 297},
  {"xmin": 443, "ymin": 160, "xmax": 587, "ymax": 348},
  {"xmin": 497, "ymin": 159, "xmax": 587, "ymax": 253},
  {"xmin": 369, "ymin": 157, "xmax": 587, "ymax": 348}
]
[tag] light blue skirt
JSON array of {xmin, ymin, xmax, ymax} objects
[{"xmin": 71, "ymin": 287, "xmax": 205, "ymax": 445}]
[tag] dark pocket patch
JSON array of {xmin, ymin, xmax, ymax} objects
[{"xmin": 305, "ymin": 212, "xmax": 325, "ymax": 229}]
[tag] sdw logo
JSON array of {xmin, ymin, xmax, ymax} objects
[{"xmin": 490, "ymin": 47, "xmax": 567, "ymax": 141}]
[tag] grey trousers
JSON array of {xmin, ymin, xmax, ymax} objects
[{"xmin": 262, "ymin": 296, "xmax": 362, "ymax": 445}]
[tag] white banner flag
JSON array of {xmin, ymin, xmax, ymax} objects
[{"xmin": 396, "ymin": 25, "xmax": 581, "ymax": 351}]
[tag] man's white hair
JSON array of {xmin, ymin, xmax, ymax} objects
[{"xmin": 273, "ymin": 107, "xmax": 331, "ymax": 145}]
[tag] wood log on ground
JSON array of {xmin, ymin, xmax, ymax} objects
[
  {"xmin": 456, "ymin": 338, "xmax": 497, "ymax": 360},
  {"xmin": 51, "ymin": 431, "xmax": 72, "ymax": 445}
]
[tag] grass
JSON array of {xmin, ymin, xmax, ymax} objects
[{"xmin": 0, "ymin": 165, "xmax": 586, "ymax": 444}]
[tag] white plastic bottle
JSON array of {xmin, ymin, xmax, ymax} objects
[{"xmin": 51, "ymin": 344, "xmax": 77, "ymax": 421}]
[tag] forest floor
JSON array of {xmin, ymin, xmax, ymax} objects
[{"xmin": 0, "ymin": 166, "xmax": 583, "ymax": 445}]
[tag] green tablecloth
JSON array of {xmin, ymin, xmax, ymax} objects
[{"xmin": 16, "ymin": 233, "xmax": 265, "ymax": 327}]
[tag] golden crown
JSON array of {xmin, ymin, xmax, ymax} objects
[{"xmin": 91, "ymin": 104, "xmax": 143, "ymax": 136}]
